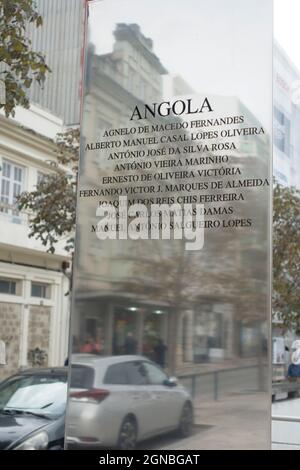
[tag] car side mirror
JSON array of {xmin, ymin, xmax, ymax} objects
[{"xmin": 164, "ymin": 376, "xmax": 178, "ymax": 387}]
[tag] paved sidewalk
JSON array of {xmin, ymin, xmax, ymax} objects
[{"xmin": 159, "ymin": 392, "xmax": 270, "ymax": 450}]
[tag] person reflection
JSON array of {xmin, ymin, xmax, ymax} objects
[
  {"xmin": 154, "ymin": 338, "xmax": 167, "ymax": 369},
  {"xmin": 287, "ymin": 340, "xmax": 300, "ymax": 379},
  {"xmin": 80, "ymin": 335, "xmax": 102, "ymax": 355},
  {"xmin": 123, "ymin": 332, "xmax": 137, "ymax": 355}
]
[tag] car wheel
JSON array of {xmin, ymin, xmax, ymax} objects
[
  {"xmin": 117, "ymin": 416, "xmax": 137, "ymax": 450},
  {"xmin": 177, "ymin": 402, "xmax": 193, "ymax": 438}
]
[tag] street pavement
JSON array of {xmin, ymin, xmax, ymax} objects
[{"xmin": 138, "ymin": 392, "xmax": 270, "ymax": 450}]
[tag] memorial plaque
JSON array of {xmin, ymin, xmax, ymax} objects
[{"xmin": 65, "ymin": 0, "xmax": 273, "ymax": 450}]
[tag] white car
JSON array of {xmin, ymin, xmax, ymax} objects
[{"xmin": 66, "ymin": 355, "xmax": 193, "ymax": 449}]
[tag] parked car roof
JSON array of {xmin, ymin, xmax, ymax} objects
[
  {"xmin": 12, "ymin": 367, "xmax": 67, "ymax": 376},
  {"xmin": 71, "ymin": 354, "xmax": 149, "ymax": 367}
]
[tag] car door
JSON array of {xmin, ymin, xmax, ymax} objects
[
  {"xmin": 122, "ymin": 361, "xmax": 156, "ymax": 439},
  {"xmin": 142, "ymin": 361, "xmax": 183, "ymax": 431},
  {"xmin": 100, "ymin": 360, "xmax": 154, "ymax": 442}
]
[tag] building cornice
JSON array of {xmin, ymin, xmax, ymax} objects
[{"xmin": 0, "ymin": 115, "xmax": 58, "ymax": 163}]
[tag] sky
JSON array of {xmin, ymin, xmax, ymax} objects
[
  {"xmin": 274, "ymin": 0, "xmax": 300, "ymax": 72},
  {"xmin": 87, "ymin": 0, "xmax": 300, "ymax": 127},
  {"xmin": 89, "ymin": 0, "xmax": 272, "ymax": 127}
]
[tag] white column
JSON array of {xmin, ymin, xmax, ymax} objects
[
  {"xmin": 60, "ymin": 276, "xmax": 71, "ymax": 364},
  {"xmin": 49, "ymin": 281, "xmax": 61, "ymax": 366},
  {"xmin": 19, "ymin": 278, "xmax": 31, "ymax": 368}
]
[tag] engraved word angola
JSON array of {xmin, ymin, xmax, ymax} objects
[{"xmin": 130, "ymin": 98, "xmax": 213, "ymax": 120}]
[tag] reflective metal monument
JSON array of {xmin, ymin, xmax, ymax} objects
[{"xmin": 65, "ymin": 0, "xmax": 273, "ymax": 450}]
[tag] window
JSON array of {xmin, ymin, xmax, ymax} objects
[
  {"xmin": 31, "ymin": 282, "xmax": 51, "ymax": 299},
  {"xmin": 104, "ymin": 362, "xmax": 151, "ymax": 385},
  {"xmin": 104, "ymin": 363, "xmax": 129, "ymax": 385},
  {"xmin": 125, "ymin": 361, "xmax": 148, "ymax": 385},
  {"xmin": 70, "ymin": 365, "xmax": 94, "ymax": 389},
  {"xmin": 0, "ymin": 160, "xmax": 24, "ymax": 214},
  {"xmin": 143, "ymin": 362, "xmax": 168, "ymax": 386},
  {"xmin": 274, "ymin": 106, "xmax": 284, "ymax": 125},
  {"xmin": 0, "ymin": 279, "xmax": 17, "ymax": 295},
  {"xmin": 37, "ymin": 172, "xmax": 46, "ymax": 185},
  {"xmin": 274, "ymin": 106, "xmax": 291, "ymax": 156},
  {"xmin": 275, "ymin": 170, "xmax": 288, "ymax": 185},
  {"xmin": 105, "ymin": 361, "xmax": 168, "ymax": 386}
]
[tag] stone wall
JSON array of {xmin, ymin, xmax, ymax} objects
[
  {"xmin": 27, "ymin": 306, "xmax": 51, "ymax": 368},
  {"xmin": 0, "ymin": 302, "xmax": 22, "ymax": 381}
]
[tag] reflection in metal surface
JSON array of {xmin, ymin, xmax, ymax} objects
[{"xmin": 65, "ymin": 0, "xmax": 272, "ymax": 450}]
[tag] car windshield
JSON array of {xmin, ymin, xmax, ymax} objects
[{"xmin": 0, "ymin": 374, "xmax": 67, "ymax": 419}]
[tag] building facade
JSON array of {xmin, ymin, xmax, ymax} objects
[
  {"xmin": 28, "ymin": 0, "xmax": 85, "ymax": 126},
  {"xmin": 273, "ymin": 43, "xmax": 300, "ymax": 379},
  {"xmin": 0, "ymin": 0, "xmax": 84, "ymax": 380},
  {"xmin": 0, "ymin": 106, "xmax": 70, "ymax": 380},
  {"xmin": 274, "ymin": 42, "xmax": 300, "ymax": 188}
]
